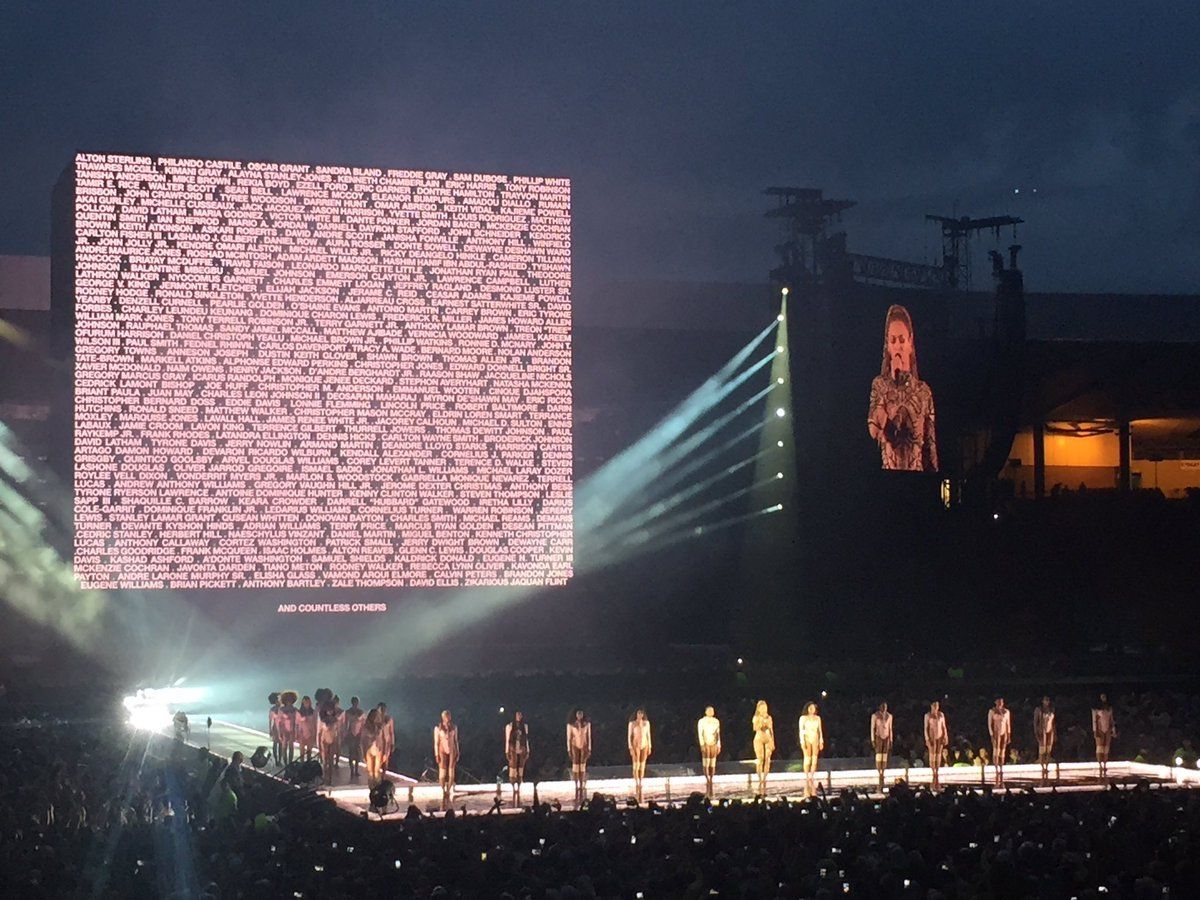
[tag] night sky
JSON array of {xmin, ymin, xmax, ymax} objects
[{"xmin": 2, "ymin": 1, "xmax": 1198, "ymax": 300}]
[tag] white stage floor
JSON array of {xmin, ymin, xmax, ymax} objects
[
  {"xmin": 171, "ymin": 717, "xmax": 417, "ymax": 789},
  {"xmin": 323, "ymin": 759, "xmax": 1200, "ymax": 819},
  {"xmin": 172, "ymin": 721, "xmax": 1200, "ymax": 820}
]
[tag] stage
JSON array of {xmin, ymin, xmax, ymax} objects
[
  {"xmin": 171, "ymin": 717, "xmax": 417, "ymax": 790},
  {"xmin": 326, "ymin": 760, "xmax": 1200, "ymax": 820},
  {"xmin": 170, "ymin": 719, "xmax": 1200, "ymax": 820}
]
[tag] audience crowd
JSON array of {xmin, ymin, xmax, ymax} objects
[{"xmin": 3, "ymin": 701, "xmax": 1200, "ymax": 898}]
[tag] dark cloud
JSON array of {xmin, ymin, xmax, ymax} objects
[{"xmin": 1, "ymin": 1, "xmax": 1197, "ymax": 295}]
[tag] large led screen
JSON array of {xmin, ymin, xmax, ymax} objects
[
  {"xmin": 867, "ymin": 304, "xmax": 938, "ymax": 472},
  {"xmin": 71, "ymin": 153, "xmax": 572, "ymax": 589}
]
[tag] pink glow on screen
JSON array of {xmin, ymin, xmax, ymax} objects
[{"xmin": 73, "ymin": 154, "xmax": 572, "ymax": 589}]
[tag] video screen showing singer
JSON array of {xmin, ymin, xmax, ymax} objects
[{"xmin": 868, "ymin": 304, "xmax": 938, "ymax": 471}]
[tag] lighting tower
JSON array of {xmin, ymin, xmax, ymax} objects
[
  {"xmin": 764, "ymin": 187, "xmax": 856, "ymax": 287},
  {"xmin": 925, "ymin": 214, "xmax": 1023, "ymax": 290}
]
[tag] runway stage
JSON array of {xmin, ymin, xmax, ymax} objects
[
  {"xmin": 175, "ymin": 720, "xmax": 1200, "ymax": 820},
  {"xmin": 171, "ymin": 717, "xmax": 417, "ymax": 790},
  {"xmin": 326, "ymin": 760, "xmax": 1200, "ymax": 820}
]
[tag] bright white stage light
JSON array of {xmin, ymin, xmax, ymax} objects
[
  {"xmin": 122, "ymin": 684, "xmax": 208, "ymax": 731},
  {"xmin": 776, "ymin": 472, "xmax": 784, "ymax": 479},
  {"xmin": 123, "ymin": 693, "xmax": 172, "ymax": 731},
  {"xmin": 776, "ymin": 377, "xmax": 784, "ymax": 384},
  {"xmin": 736, "ymin": 657, "xmax": 744, "ymax": 666},
  {"xmin": 1176, "ymin": 756, "xmax": 1184, "ymax": 766},
  {"xmin": 777, "ymin": 440, "xmax": 784, "ymax": 447},
  {"xmin": 775, "ymin": 408, "xmax": 786, "ymax": 418}
]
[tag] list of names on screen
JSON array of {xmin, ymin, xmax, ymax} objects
[{"xmin": 73, "ymin": 153, "xmax": 572, "ymax": 589}]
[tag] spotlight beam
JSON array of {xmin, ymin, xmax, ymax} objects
[
  {"xmin": 587, "ymin": 450, "xmax": 767, "ymax": 551},
  {"xmin": 632, "ymin": 503, "xmax": 786, "ymax": 556},
  {"xmin": 577, "ymin": 320, "xmax": 779, "ymax": 532},
  {"xmin": 597, "ymin": 474, "xmax": 782, "ymax": 563}
]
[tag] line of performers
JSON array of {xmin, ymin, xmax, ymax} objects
[
  {"xmin": 869, "ymin": 694, "xmax": 1119, "ymax": 791},
  {"xmin": 267, "ymin": 690, "xmax": 397, "ymax": 788},
  {"xmin": 560, "ymin": 694, "xmax": 1120, "ymax": 802},
  {"xmin": 267, "ymin": 692, "xmax": 1121, "ymax": 806}
]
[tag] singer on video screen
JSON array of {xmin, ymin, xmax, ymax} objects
[{"xmin": 867, "ymin": 304, "xmax": 938, "ymax": 471}]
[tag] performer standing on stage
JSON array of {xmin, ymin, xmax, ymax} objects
[
  {"xmin": 987, "ymin": 698, "xmax": 1011, "ymax": 786},
  {"xmin": 377, "ymin": 703, "xmax": 395, "ymax": 775},
  {"xmin": 566, "ymin": 709, "xmax": 592, "ymax": 804},
  {"xmin": 697, "ymin": 706, "xmax": 721, "ymax": 798},
  {"xmin": 870, "ymin": 702, "xmax": 893, "ymax": 790},
  {"xmin": 1033, "ymin": 696, "xmax": 1057, "ymax": 783},
  {"xmin": 343, "ymin": 697, "xmax": 365, "ymax": 781},
  {"xmin": 504, "ymin": 710, "xmax": 531, "ymax": 807},
  {"xmin": 361, "ymin": 707, "xmax": 386, "ymax": 788},
  {"xmin": 317, "ymin": 695, "xmax": 343, "ymax": 785},
  {"xmin": 296, "ymin": 695, "xmax": 317, "ymax": 763},
  {"xmin": 268, "ymin": 692, "xmax": 282, "ymax": 766},
  {"xmin": 752, "ymin": 700, "xmax": 775, "ymax": 798},
  {"xmin": 924, "ymin": 700, "xmax": 949, "ymax": 790},
  {"xmin": 433, "ymin": 710, "xmax": 460, "ymax": 809},
  {"xmin": 799, "ymin": 702, "xmax": 825, "ymax": 799},
  {"xmin": 628, "ymin": 708, "xmax": 653, "ymax": 804},
  {"xmin": 1092, "ymin": 693, "xmax": 1117, "ymax": 778},
  {"xmin": 276, "ymin": 691, "xmax": 298, "ymax": 767}
]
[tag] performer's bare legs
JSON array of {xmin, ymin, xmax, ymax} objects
[
  {"xmin": 631, "ymin": 750, "xmax": 648, "ymax": 803},
  {"xmin": 572, "ymin": 754, "xmax": 586, "ymax": 803},
  {"xmin": 927, "ymin": 741, "xmax": 944, "ymax": 789},
  {"xmin": 509, "ymin": 756, "xmax": 526, "ymax": 806},
  {"xmin": 702, "ymin": 747, "xmax": 717, "ymax": 798},
  {"xmin": 437, "ymin": 756, "xmax": 455, "ymax": 809},
  {"xmin": 319, "ymin": 729, "xmax": 337, "ymax": 785},
  {"xmin": 992, "ymin": 737, "xmax": 1008, "ymax": 786},
  {"xmin": 802, "ymin": 742, "xmax": 819, "ymax": 798}
]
